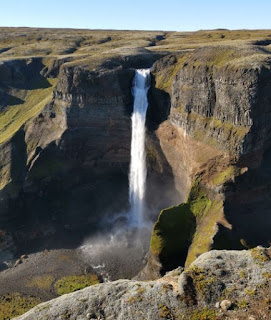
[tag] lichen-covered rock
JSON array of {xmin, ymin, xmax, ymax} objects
[
  {"xmin": 15, "ymin": 279, "xmax": 183, "ymax": 320},
  {"xmin": 178, "ymin": 247, "xmax": 271, "ymax": 308},
  {"xmin": 14, "ymin": 248, "xmax": 271, "ymax": 320}
]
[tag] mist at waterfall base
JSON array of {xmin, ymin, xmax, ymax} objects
[{"xmin": 80, "ymin": 70, "xmax": 152, "ymax": 280}]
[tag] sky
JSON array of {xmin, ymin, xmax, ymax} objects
[{"xmin": 1, "ymin": 0, "xmax": 271, "ymax": 31}]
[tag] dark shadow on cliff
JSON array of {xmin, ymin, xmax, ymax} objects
[
  {"xmin": 0, "ymin": 93, "xmax": 24, "ymax": 109},
  {"xmin": 223, "ymin": 145, "xmax": 271, "ymax": 248},
  {"xmin": 146, "ymin": 74, "xmax": 171, "ymax": 131},
  {"xmin": 9, "ymin": 135, "xmax": 130, "ymax": 256},
  {"xmin": 0, "ymin": 129, "xmax": 27, "ymax": 224},
  {"xmin": 145, "ymin": 131, "xmax": 181, "ymax": 222},
  {"xmin": 145, "ymin": 73, "xmax": 181, "ymax": 220},
  {"xmin": 0, "ymin": 58, "xmax": 51, "ymax": 90}
]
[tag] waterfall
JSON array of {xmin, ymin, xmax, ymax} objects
[{"xmin": 129, "ymin": 69, "xmax": 150, "ymax": 226}]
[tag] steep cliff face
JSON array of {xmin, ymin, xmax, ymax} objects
[
  {"xmin": 146, "ymin": 45, "xmax": 271, "ymax": 275},
  {"xmin": 1, "ymin": 28, "xmax": 271, "ymax": 281},
  {"xmin": 0, "ymin": 61, "xmax": 133, "ymax": 235},
  {"xmin": 0, "ymin": 41, "xmax": 174, "ymax": 260}
]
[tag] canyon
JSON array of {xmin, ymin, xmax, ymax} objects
[{"xmin": 0, "ymin": 27, "xmax": 270, "ymax": 319}]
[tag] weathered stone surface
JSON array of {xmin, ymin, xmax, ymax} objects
[
  {"xmin": 178, "ymin": 247, "xmax": 271, "ymax": 307},
  {"xmin": 14, "ymin": 248, "xmax": 271, "ymax": 320},
  {"xmin": 220, "ymin": 300, "xmax": 232, "ymax": 311},
  {"xmin": 15, "ymin": 279, "xmax": 182, "ymax": 320}
]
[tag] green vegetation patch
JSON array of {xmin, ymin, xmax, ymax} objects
[
  {"xmin": 55, "ymin": 274, "xmax": 100, "ymax": 295},
  {"xmin": 0, "ymin": 78, "xmax": 57, "ymax": 144},
  {"xmin": 0, "ymin": 292, "xmax": 41, "ymax": 320},
  {"xmin": 188, "ymin": 266, "xmax": 216, "ymax": 294},
  {"xmin": 244, "ymin": 288, "xmax": 256, "ymax": 296},
  {"xmin": 150, "ymin": 203, "xmax": 196, "ymax": 270},
  {"xmin": 189, "ymin": 307, "xmax": 217, "ymax": 320},
  {"xmin": 173, "ymin": 110, "xmax": 250, "ymax": 155},
  {"xmin": 150, "ymin": 178, "xmax": 225, "ymax": 269},
  {"xmin": 237, "ymin": 300, "xmax": 249, "ymax": 309},
  {"xmin": 186, "ymin": 199, "xmax": 223, "ymax": 267},
  {"xmin": 158, "ymin": 304, "xmax": 174, "ymax": 319},
  {"xmin": 154, "ymin": 54, "xmax": 188, "ymax": 93},
  {"xmin": 26, "ymin": 275, "xmax": 54, "ymax": 290},
  {"xmin": 211, "ymin": 166, "xmax": 237, "ymax": 185},
  {"xmin": 250, "ymin": 247, "xmax": 270, "ymax": 265}
]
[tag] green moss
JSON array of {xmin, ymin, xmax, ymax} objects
[
  {"xmin": 244, "ymin": 288, "xmax": 256, "ymax": 296},
  {"xmin": 150, "ymin": 179, "xmax": 224, "ymax": 268},
  {"xmin": 0, "ymin": 293, "xmax": 41, "ymax": 320},
  {"xmin": 150, "ymin": 228, "xmax": 164, "ymax": 256},
  {"xmin": 237, "ymin": 300, "xmax": 248, "ymax": 309},
  {"xmin": 240, "ymin": 270, "xmax": 246, "ymax": 279},
  {"xmin": 211, "ymin": 166, "xmax": 237, "ymax": 185},
  {"xmin": 0, "ymin": 78, "xmax": 57, "ymax": 144},
  {"xmin": 203, "ymin": 48, "xmax": 234, "ymax": 67},
  {"xmin": 154, "ymin": 54, "xmax": 188, "ymax": 93},
  {"xmin": 250, "ymin": 247, "xmax": 270, "ymax": 265},
  {"xmin": 188, "ymin": 266, "xmax": 216, "ymax": 294},
  {"xmin": 55, "ymin": 274, "xmax": 100, "ymax": 295},
  {"xmin": 190, "ymin": 195, "xmax": 212, "ymax": 219},
  {"xmin": 173, "ymin": 110, "xmax": 250, "ymax": 154},
  {"xmin": 189, "ymin": 307, "xmax": 217, "ymax": 320},
  {"xmin": 222, "ymin": 286, "xmax": 237, "ymax": 300},
  {"xmin": 150, "ymin": 203, "xmax": 196, "ymax": 269},
  {"xmin": 26, "ymin": 275, "xmax": 54, "ymax": 290},
  {"xmin": 186, "ymin": 200, "xmax": 223, "ymax": 266},
  {"xmin": 158, "ymin": 304, "xmax": 173, "ymax": 319},
  {"xmin": 184, "ymin": 180, "xmax": 224, "ymax": 266}
]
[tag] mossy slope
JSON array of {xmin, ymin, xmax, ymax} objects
[
  {"xmin": 150, "ymin": 180, "xmax": 225, "ymax": 269},
  {"xmin": 55, "ymin": 274, "xmax": 100, "ymax": 295},
  {"xmin": 151, "ymin": 203, "xmax": 196, "ymax": 272},
  {"xmin": 0, "ymin": 78, "xmax": 57, "ymax": 144},
  {"xmin": 0, "ymin": 293, "xmax": 40, "ymax": 320}
]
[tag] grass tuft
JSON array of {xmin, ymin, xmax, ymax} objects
[
  {"xmin": 0, "ymin": 293, "xmax": 40, "ymax": 320},
  {"xmin": 54, "ymin": 274, "xmax": 100, "ymax": 295}
]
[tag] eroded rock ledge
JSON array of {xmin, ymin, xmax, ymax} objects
[{"xmin": 15, "ymin": 247, "xmax": 271, "ymax": 320}]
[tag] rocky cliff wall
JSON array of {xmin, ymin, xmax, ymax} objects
[
  {"xmin": 1, "ymin": 34, "xmax": 271, "ymax": 283},
  {"xmin": 0, "ymin": 50, "xmax": 177, "ymax": 258},
  {"xmin": 0, "ymin": 60, "xmax": 135, "ymax": 236},
  {"xmin": 145, "ymin": 45, "xmax": 271, "ymax": 276}
]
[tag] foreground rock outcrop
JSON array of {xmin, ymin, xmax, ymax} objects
[{"xmin": 14, "ymin": 248, "xmax": 271, "ymax": 319}]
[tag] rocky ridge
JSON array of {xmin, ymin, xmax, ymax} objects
[{"xmin": 14, "ymin": 247, "xmax": 271, "ymax": 320}]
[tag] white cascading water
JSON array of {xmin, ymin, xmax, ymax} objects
[
  {"xmin": 129, "ymin": 69, "xmax": 150, "ymax": 226},
  {"xmin": 80, "ymin": 69, "xmax": 151, "ymax": 280}
]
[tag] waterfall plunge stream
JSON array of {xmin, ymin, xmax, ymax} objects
[
  {"xmin": 80, "ymin": 69, "xmax": 151, "ymax": 280},
  {"xmin": 129, "ymin": 69, "xmax": 150, "ymax": 226}
]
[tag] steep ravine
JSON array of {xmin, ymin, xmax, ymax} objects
[
  {"xmin": 143, "ymin": 45, "xmax": 271, "ymax": 277},
  {"xmin": 0, "ymin": 28, "xmax": 271, "ymax": 319},
  {"xmin": 0, "ymin": 49, "xmax": 179, "ymax": 268},
  {"xmin": 1, "ymin": 45, "xmax": 271, "ymax": 276}
]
